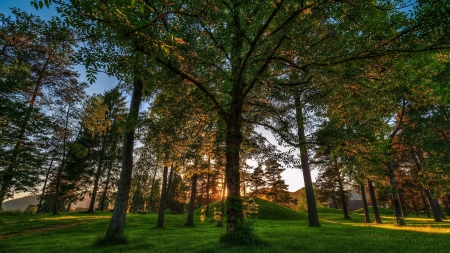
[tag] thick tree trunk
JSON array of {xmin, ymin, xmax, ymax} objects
[
  {"xmin": 225, "ymin": 119, "xmax": 243, "ymax": 234},
  {"xmin": 367, "ymin": 179, "xmax": 382, "ymax": 223},
  {"xmin": 104, "ymin": 77, "xmax": 143, "ymax": 240},
  {"xmin": 186, "ymin": 173, "xmax": 198, "ymax": 226},
  {"xmin": 157, "ymin": 165, "xmax": 169, "ymax": 228},
  {"xmin": 293, "ymin": 89, "xmax": 320, "ymax": 227},
  {"xmin": 335, "ymin": 161, "xmax": 350, "ymax": 219},
  {"xmin": 67, "ymin": 201, "xmax": 72, "ymax": 212},
  {"xmin": 424, "ymin": 189, "xmax": 442, "ymax": 222},
  {"xmin": 361, "ymin": 184, "xmax": 371, "ymax": 223}
]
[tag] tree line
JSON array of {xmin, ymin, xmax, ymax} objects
[{"xmin": 1, "ymin": 0, "xmax": 449, "ymax": 244}]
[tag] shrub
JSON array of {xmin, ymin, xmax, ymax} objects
[{"xmin": 24, "ymin": 205, "xmax": 37, "ymax": 214}]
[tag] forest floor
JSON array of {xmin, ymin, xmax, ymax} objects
[{"xmin": 1, "ymin": 199, "xmax": 449, "ymax": 253}]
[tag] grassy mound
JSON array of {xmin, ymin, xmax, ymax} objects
[{"xmin": 196, "ymin": 197, "xmax": 304, "ymax": 220}]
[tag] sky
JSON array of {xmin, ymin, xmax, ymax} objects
[{"xmin": 1, "ymin": 1, "xmax": 313, "ymax": 200}]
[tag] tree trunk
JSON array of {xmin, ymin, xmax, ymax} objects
[
  {"xmin": 37, "ymin": 156, "xmax": 56, "ymax": 214},
  {"xmin": 444, "ymin": 196, "xmax": 450, "ymax": 216},
  {"xmin": 225, "ymin": 118, "xmax": 244, "ymax": 234},
  {"xmin": 165, "ymin": 165, "xmax": 174, "ymax": 209},
  {"xmin": 424, "ymin": 189, "xmax": 442, "ymax": 222},
  {"xmin": 367, "ymin": 179, "xmax": 382, "ymax": 223},
  {"xmin": 186, "ymin": 173, "xmax": 198, "ymax": 226},
  {"xmin": 53, "ymin": 105, "xmax": 71, "ymax": 215},
  {"xmin": 147, "ymin": 164, "xmax": 159, "ymax": 213},
  {"xmin": 410, "ymin": 146, "xmax": 441, "ymax": 221},
  {"xmin": 157, "ymin": 165, "xmax": 169, "ymax": 228},
  {"xmin": 293, "ymin": 88, "xmax": 320, "ymax": 227},
  {"xmin": 397, "ymin": 187, "xmax": 408, "ymax": 217},
  {"xmin": 386, "ymin": 159, "xmax": 404, "ymax": 225},
  {"xmin": 411, "ymin": 196, "xmax": 419, "ymax": 217},
  {"xmin": 335, "ymin": 161, "xmax": 350, "ymax": 219},
  {"xmin": 421, "ymin": 192, "xmax": 431, "ymax": 217},
  {"xmin": 361, "ymin": 184, "xmax": 371, "ymax": 223},
  {"xmin": 100, "ymin": 160, "xmax": 113, "ymax": 211},
  {"xmin": 104, "ymin": 76, "xmax": 143, "ymax": 240},
  {"xmin": 67, "ymin": 201, "xmax": 72, "ymax": 212},
  {"xmin": 88, "ymin": 136, "xmax": 107, "ymax": 213}
]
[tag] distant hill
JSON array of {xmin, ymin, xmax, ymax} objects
[
  {"xmin": 2, "ymin": 195, "xmax": 91, "ymax": 211},
  {"xmin": 2, "ymin": 196, "xmax": 39, "ymax": 211}
]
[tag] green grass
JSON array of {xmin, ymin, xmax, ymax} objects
[{"xmin": 1, "ymin": 199, "xmax": 450, "ymax": 253}]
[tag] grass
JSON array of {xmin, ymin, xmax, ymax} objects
[{"xmin": 1, "ymin": 199, "xmax": 450, "ymax": 253}]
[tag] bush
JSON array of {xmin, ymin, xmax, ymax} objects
[{"xmin": 24, "ymin": 205, "xmax": 37, "ymax": 214}]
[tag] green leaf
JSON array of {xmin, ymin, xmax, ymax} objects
[
  {"xmin": 139, "ymin": 4, "xmax": 144, "ymax": 14},
  {"xmin": 33, "ymin": 2, "xmax": 39, "ymax": 10},
  {"xmin": 44, "ymin": 0, "xmax": 49, "ymax": 8},
  {"xmin": 131, "ymin": 0, "xmax": 136, "ymax": 6},
  {"xmin": 39, "ymin": 1, "xmax": 43, "ymax": 9}
]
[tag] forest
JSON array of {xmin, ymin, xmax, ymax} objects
[{"xmin": 1, "ymin": 0, "xmax": 450, "ymax": 250}]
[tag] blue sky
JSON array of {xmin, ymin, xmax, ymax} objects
[{"xmin": 0, "ymin": 0, "xmax": 118, "ymax": 96}]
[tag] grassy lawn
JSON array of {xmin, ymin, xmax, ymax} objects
[{"xmin": 1, "ymin": 199, "xmax": 449, "ymax": 253}]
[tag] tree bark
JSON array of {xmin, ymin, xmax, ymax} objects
[
  {"xmin": 186, "ymin": 173, "xmax": 198, "ymax": 226},
  {"xmin": 157, "ymin": 165, "xmax": 169, "ymax": 228},
  {"xmin": 293, "ymin": 88, "xmax": 320, "ymax": 226},
  {"xmin": 104, "ymin": 76, "xmax": 143, "ymax": 240},
  {"xmin": 361, "ymin": 184, "xmax": 371, "ymax": 223},
  {"xmin": 367, "ymin": 179, "xmax": 382, "ymax": 223},
  {"xmin": 225, "ymin": 118, "xmax": 244, "ymax": 233}
]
